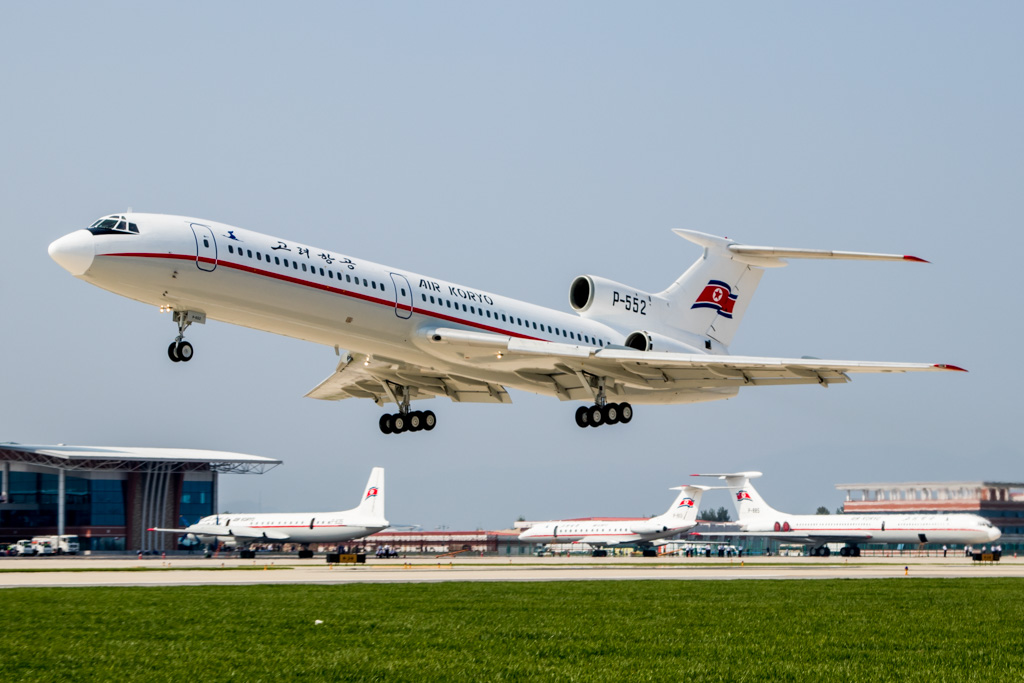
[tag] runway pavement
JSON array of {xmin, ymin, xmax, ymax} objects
[{"xmin": 2, "ymin": 553, "xmax": 1021, "ymax": 588}]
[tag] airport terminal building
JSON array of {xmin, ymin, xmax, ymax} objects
[{"xmin": 0, "ymin": 444, "xmax": 280, "ymax": 552}]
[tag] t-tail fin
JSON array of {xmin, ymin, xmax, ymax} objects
[
  {"xmin": 659, "ymin": 230, "xmax": 927, "ymax": 348},
  {"xmin": 657, "ymin": 485, "xmax": 708, "ymax": 526},
  {"xmin": 354, "ymin": 467, "xmax": 385, "ymax": 521},
  {"xmin": 691, "ymin": 471, "xmax": 782, "ymax": 522}
]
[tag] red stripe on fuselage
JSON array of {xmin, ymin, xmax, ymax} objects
[{"xmin": 107, "ymin": 252, "xmax": 549, "ymax": 341}]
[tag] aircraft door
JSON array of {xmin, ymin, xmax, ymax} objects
[
  {"xmin": 310, "ymin": 518, "xmax": 316, "ymax": 530},
  {"xmin": 190, "ymin": 223, "xmax": 218, "ymax": 272},
  {"xmin": 390, "ymin": 273, "xmax": 413, "ymax": 319}
]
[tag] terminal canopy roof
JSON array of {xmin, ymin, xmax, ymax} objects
[{"xmin": 0, "ymin": 443, "xmax": 281, "ymax": 474}]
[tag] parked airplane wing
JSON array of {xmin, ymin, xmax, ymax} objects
[
  {"xmin": 576, "ymin": 535, "xmax": 638, "ymax": 547},
  {"xmin": 149, "ymin": 525, "xmax": 291, "ymax": 540},
  {"xmin": 305, "ymin": 352, "xmax": 512, "ymax": 404}
]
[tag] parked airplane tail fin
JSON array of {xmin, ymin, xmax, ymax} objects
[
  {"xmin": 658, "ymin": 230, "xmax": 927, "ymax": 348},
  {"xmin": 658, "ymin": 485, "xmax": 709, "ymax": 525},
  {"xmin": 354, "ymin": 467, "xmax": 385, "ymax": 520},
  {"xmin": 691, "ymin": 471, "xmax": 782, "ymax": 522}
]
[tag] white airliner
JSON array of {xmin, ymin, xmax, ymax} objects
[
  {"xmin": 691, "ymin": 472, "xmax": 1000, "ymax": 557},
  {"xmin": 518, "ymin": 484, "xmax": 708, "ymax": 555},
  {"xmin": 49, "ymin": 213, "xmax": 963, "ymax": 434},
  {"xmin": 150, "ymin": 467, "xmax": 388, "ymax": 558}
]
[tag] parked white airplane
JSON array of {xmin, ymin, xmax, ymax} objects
[
  {"xmin": 518, "ymin": 484, "xmax": 708, "ymax": 555},
  {"xmin": 49, "ymin": 213, "xmax": 963, "ymax": 433},
  {"xmin": 150, "ymin": 467, "xmax": 388, "ymax": 558},
  {"xmin": 691, "ymin": 472, "xmax": 1000, "ymax": 556}
]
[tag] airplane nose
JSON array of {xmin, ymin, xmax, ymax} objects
[
  {"xmin": 48, "ymin": 230, "xmax": 95, "ymax": 275},
  {"xmin": 989, "ymin": 526, "xmax": 1001, "ymax": 541}
]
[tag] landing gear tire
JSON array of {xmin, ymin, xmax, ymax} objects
[
  {"xmin": 592, "ymin": 549, "xmax": 608, "ymax": 558},
  {"xmin": 619, "ymin": 402, "xmax": 633, "ymax": 424},
  {"xmin": 853, "ymin": 547, "xmax": 861, "ymax": 557},
  {"xmin": 822, "ymin": 547, "xmax": 831, "ymax": 557},
  {"xmin": 297, "ymin": 549, "xmax": 314, "ymax": 559},
  {"xmin": 588, "ymin": 405, "xmax": 604, "ymax": 427},
  {"xmin": 642, "ymin": 549, "xmax": 658, "ymax": 558},
  {"xmin": 240, "ymin": 549, "xmax": 256, "ymax": 559},
  {"xmin": 603, "ymin": 403, "xmax": 620, "ymax": 425},
  {"xmin": 381, "ymin": 410, "xmax": 436, "ymax": 434},
  {"xmin": 575, "ymin": 406, "xmax": 590, "ymax": 428},
  {"xmin": 167, "ymin": 341, "xmax": 193, "ymax": 362}
]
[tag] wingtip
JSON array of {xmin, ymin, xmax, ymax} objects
[
  {"xmin": 903, "ymin": 255, "xmax": 930, "ymax": 263},
  {"xmin": 934, "ymin": 363, "xmax": 968, "ymax": 372}
]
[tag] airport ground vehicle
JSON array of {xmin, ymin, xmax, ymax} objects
[
  {"xmin": 23, "ymin": 535, "xmax": 79, "ymax": 555},
  {"xmin": 13, "ymin": 540, "xmax": 36, "ymax": 556},
  {"xmin": 30, "ymin": 537, "xmax": 54, "ymax": 555},
  {"xmin": 50, "ymin": 535, "xmax": 80, "ymax": 554}
]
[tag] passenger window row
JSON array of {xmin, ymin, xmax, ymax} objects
[
  {"xmin": 418, "ymin": 293, "xmax": 607, "ymax": 346},
  {"xmin": 226, "ymin": 244, "xmax": 386, "ymax": 293}
]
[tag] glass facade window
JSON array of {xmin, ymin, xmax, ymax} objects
[
  {"xmin": 180, "ymin": 481, "xmax": 213, "ymax": 523},
  {"xmin": 90, "ymin": 480, "xmax": 126, "ymax": 526}
]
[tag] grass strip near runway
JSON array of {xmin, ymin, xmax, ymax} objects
[{"xmin": 2, "ymin": 579, "xmax": 1021, "ymax": 681}]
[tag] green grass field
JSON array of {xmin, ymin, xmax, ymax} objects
[{"xmin": 2, "ymin": 579, "xmax": 1021, "ymax": 681}]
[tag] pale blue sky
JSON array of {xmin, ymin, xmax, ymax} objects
[{"xmin": 2, "ymin": 4, "xmax": 1022, "ymax": 527}]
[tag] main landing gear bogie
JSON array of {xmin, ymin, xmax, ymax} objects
[
  {"xmin": 379, "ymin": 410, "xmax": 437, "ymax": 435},
  {"xmin": 574, "ymin": 402, "xmax": 633, "ymax": 429}
]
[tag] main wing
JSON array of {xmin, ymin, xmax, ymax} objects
[
  {"xmin": 304, "ymin": 328, "xmax": 962, "ymax": 407},
  {"xmin": 417, "ymin": 327, "xmax": 964, "ymax": 401}
]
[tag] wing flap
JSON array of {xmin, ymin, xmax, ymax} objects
[{"xmin": 305, "ymin": 352, "xmax": 511, "ymax": 405}]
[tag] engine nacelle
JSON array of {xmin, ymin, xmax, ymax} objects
[
  {"xmin": 624, "ymin": 330, "xmax": 703, "ymax": 354},
  {"xmin": 630, "ymin": 522, "xmax": 668, "ymax": 535},
  {"xmin": 569, "ymin": 275, "xmax": 663, "ymax": 322}
]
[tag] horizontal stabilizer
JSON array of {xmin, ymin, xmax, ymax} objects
[
  {"xmin": 691, "ymin": 472, "xmax": 763, "ymax": 480},
  {"xmin": 672, "ymin": 229, "xmax": 929, "ymax": 269}
]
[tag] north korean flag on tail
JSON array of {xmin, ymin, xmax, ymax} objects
[
  {"xmin": 736, "ymin": 490, "xmax": 753, "ymax": 502},
  {"xmin": 691, "ymin": 280, "xmax": 738, "ymax": 318}
]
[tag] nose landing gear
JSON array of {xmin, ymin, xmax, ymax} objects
[{"xmin": 167, "ymin": 310, "xmax": 205, "ymax": 363}]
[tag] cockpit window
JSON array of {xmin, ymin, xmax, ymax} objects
[{"xmin": 88, "ymin": 215, "xmax": 139, "ymax": 235}]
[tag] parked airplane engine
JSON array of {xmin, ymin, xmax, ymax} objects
[
  {"xmin": 629, "ymin": 522, "xmax": 669, "ymax": 535},
  {"xmin": 568, "ymin": 275, "xmax": 666, "ymax": 323},
  {"xmin": 624, "ymin": 330, "xmax": 703, "ymax": 354}
]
